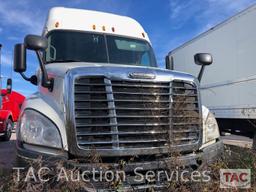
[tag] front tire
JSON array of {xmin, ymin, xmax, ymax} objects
[{"xmin": 0, "ymin": 119, "xmax": 13, "ymax": 141}]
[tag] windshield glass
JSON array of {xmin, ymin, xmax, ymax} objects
[{"xmin": 45, "ymin": 30, "xmax": 157, "ymax": 67}]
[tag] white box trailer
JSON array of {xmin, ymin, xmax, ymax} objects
[{"xmin": 168, "ymin": 4, "xmax": 256, "ymax": 135}]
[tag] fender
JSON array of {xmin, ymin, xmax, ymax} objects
[
  {"xmin": 19, "ymin": 93, "xmax": 67, "ymax": 150},
  {"xmin": 0, "ymin": 110, "xmax": 13, "ymax": 133},
  {"xmin": 200, "ymin": 105, "xmax": 220, "ymax": 149},
  {"xmin": 201, "ymin": 105, "xmax": 210, "ymax": 148}
]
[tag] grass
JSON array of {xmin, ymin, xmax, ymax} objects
[{"xmin": 0, "ymin": 145, "xmax": 255, "ymax": 192}]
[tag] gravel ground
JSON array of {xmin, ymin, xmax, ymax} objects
[{"xmin": 0, "ymin": 134, "xmax": 16, "ymax": 173}]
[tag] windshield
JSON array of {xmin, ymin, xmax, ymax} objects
[{"xmin": 45, "ymin": 30, "xmax": 157, "ymax": 67}]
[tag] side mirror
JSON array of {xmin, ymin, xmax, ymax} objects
[
  {"xmin": 24, "ymin": 35, "xmax": 48, "ymax": 51},
  {"xmin": 194, "ymin": 53, "xmax": 213, "ymax": 82},
  {"xmin": 6, "ymin": 78, "xmax": 12, "ymax": 94},
  {"xmin": 14, "ymin": 34, "xmax": 53, "ymax": 90},
  {"xmin": 194, "ymin": 53, "xmax": 212, "ymax": 66},
  {"xmin": 14, "ymin": 44, "xmax": 27, "ymax": 72}
]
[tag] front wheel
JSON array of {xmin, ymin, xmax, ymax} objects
[{"xmin": 0, "ymin": 119, "xmax": 13, "ymax": 141}]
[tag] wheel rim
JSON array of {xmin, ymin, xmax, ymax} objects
[{"xmin": 6, "ymin": 122, "xmax": 12, "ymax": 138}]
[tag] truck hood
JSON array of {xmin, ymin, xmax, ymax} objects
[{"xmin": 45, "ymin": 62, "xmax": 197, "ymax": 82}]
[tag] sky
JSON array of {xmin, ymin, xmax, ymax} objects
[{"xmin": 0, "ymin": 0, "xmax": 256, "ymax": 96}]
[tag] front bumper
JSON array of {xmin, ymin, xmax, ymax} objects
[{"xmin": 17, "ymin": 140, "xmax": 223, "ymax": 191}]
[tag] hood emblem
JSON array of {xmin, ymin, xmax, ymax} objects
[{"xmin": 128, "ymin": 72, "xmax": 156, "ymax": 79}]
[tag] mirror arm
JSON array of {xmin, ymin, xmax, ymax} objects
[
  {"xmin": 197, "ymin": 65, "xmax": 205, "ymax": 82},
  {"xmin": 19, "ymin": 72, "xmax": 37, "ymax": 86},
  {"xmin": 35, "ymin": 51, "xmax": 53, "ymax": 91},
  {"xmin": 20, "ymin": 72, "xmax": 31, "ymax": 81}
]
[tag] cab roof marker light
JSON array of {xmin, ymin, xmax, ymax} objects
[
  {"xmin": 55, "ymin": 22, "xmax": 60, "ymax": 28},
  {"xmin": 112, "ymin": 27, "xmax": 115, "ymax": 32},
  {"xmin": 102, "ymin": 26, "xmax": 106, "ymax": 31},
  {"xmin": 92, "ymin": 24, "xmax": 96, "ymax": 30},
  {"xmin": 142, "ymin": 33, "xmax": 145, "ymax": 38}
]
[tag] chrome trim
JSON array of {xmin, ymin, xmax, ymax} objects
[
  {"xmin": 64, "ymin": 66, "xmax": 202, "ymax": 157},
  {"xmin": 104, "ymin": 78, "xmax": 119, "ymax": 149},
  {"xmin": 168, "ymin": 81, "xmax": 173, "ymax": 146},
  {"xmin": 128, "ymin": 72, "xmax": 156, "ymax": 79},
  {"xmin": 76, "ymin": 130, "xmax": 167, "ymax": 136}
]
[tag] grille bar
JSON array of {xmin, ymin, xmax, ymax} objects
[
  {"xmin": 115, "ymin": 99, "xmax": 170, "ymax": 103},
  {"xmin": 77, "ymin": 130, "xmax": 167, "ymax": 136},
  {"xmin": 104, "ymin": 78, "xmax": 119, "ymax": 149},
  {"xmin": 75, "ymin": 107, "xmax": 171, "ymax": 110},
  {"xmin": 76, "ymin": 115, "xmax": 170, "ymax": 118},
  {"xmin": 110, "ymin": 84, "xmax": 171, "ymax": 88},
  {"xmin": 76, "ymin": 123, "xmax": 171, "ymax": 127},
  {"xmin": 172, "ymin": 129, "xmax": 198, "ymax": 133},
  {"xmin": 78, "ymin": 139, "xmax": 167, "ymax": 145},
  {"xmin": 174, "ymin": 137, "xmax": 198, "ymax": 141},
  {"xmin": 76, "ymin": 91, "xmax": 172, "ymax": 95}
]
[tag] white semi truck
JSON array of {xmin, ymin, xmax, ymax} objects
[
  {"xmin": 14, "ymin": 7, "xmax": 223, "ymax": 191},
  {"xmin": 168, "ymin": 4, "xmax": 256, "ymax": 140}
]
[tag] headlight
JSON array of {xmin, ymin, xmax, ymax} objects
[
  {"xmin": 19, "ymin": 110, "xmax": 62, "ymax": 148},
  {"xmin": 203, "ymin": 111, "xmax": 220, "ymax": 143}
]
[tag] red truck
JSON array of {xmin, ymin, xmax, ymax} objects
[{"xmin": 0, "ymin": 44, "xmax": 25, "ymax": 141}]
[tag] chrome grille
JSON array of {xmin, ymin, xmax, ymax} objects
[
  {"xmin": 171, "ymin": 80, "xmax": 201, "ymax": 146},
  {"xmin": 74, "ymin": 77, "xmax": 201, "ymax": 151},
  {"xmin": 112, "ymin": 80, "xmax": 171, "ymax": 149}
]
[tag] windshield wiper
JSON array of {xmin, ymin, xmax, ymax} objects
[{"xmin": 46, "ymin": 59, "xmax": 82, "ymax": 64}]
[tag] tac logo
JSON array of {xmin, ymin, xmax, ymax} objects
[{"xmin": 220, "ymin": 169, "xmax": 251, "ymax": 188}]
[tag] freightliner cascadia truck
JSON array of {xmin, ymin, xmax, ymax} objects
[
  {"xmin": 168, "ymin": 4, "xmax": 256, "ymax": 148},
  {"xmin": 0, "ymin": 44, "xmax": 25, "ymax": 141},
  {"xmin": 13, "ymin": 7, "xmax": 223, "ymax": 191}
]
